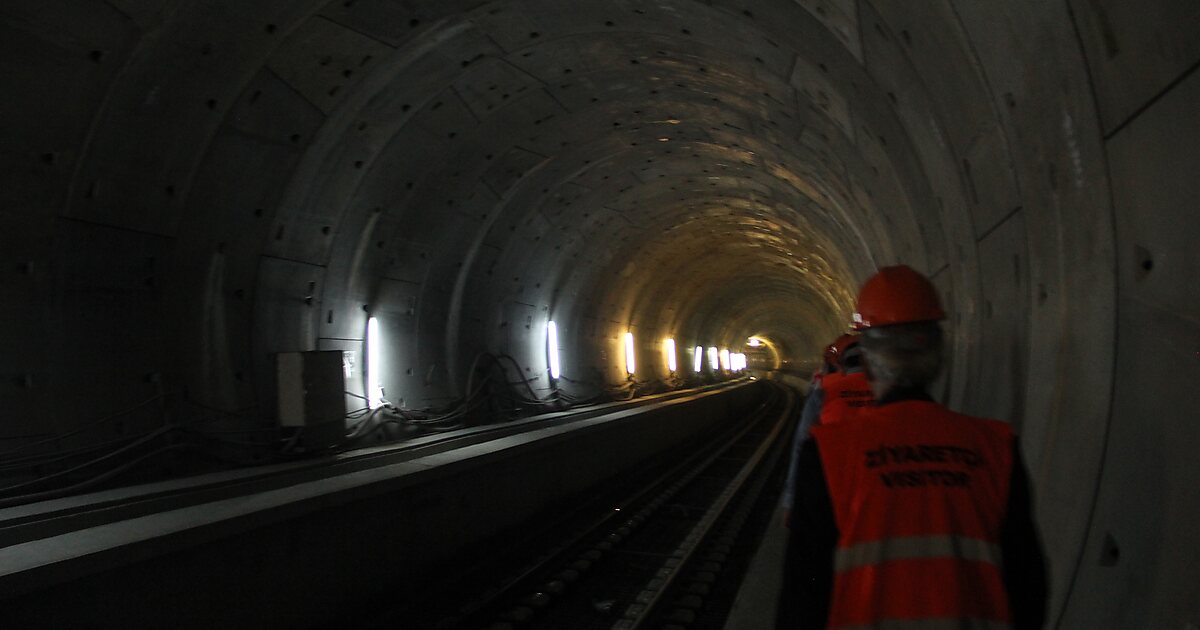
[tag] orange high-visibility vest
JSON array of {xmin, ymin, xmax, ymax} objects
[
  {"xmin": 810, "ymin": 400, "xmax": 1014, "ymax": 629},
  {"xmin": 818, "ymin": 370, "xmax": 873, "ymax": 425}
]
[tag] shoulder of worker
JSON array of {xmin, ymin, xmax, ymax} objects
[
  {"xmin": 929, "ymin": 404, "xmax": 1015, "ymax": 438},
  {"xmin": 810, "ymin": 398, "xmax": 1014, "ymax": 440},
  {"xmin": 819, "ymin": 371, "xmax": 843, "ymax": 384}
]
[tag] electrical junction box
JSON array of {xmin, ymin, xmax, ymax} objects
[{"xmin": 276, "ymin": 350, "xmax": 346, "ymax": 450}]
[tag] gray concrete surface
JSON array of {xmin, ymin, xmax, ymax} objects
[
  {"xmin": 0, "ymin": 1, "xmax": 1197, "ymax": 626},
  {"xmin": 724, "ymin": 506, "xmax": 789, "ymax": 630}
]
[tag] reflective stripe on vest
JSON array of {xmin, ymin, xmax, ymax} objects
[
  {"xmin": 835, "ymin": 534, "xmax": 1001, "ymax": 573},
  {"xmin": 810, "ymin": 400, "xmax": 1014, "ymax": 629},
  {"xmin": 818, "ymin": 370, "xmax": 873, "ymax": 425}
]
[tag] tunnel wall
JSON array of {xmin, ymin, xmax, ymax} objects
[
  {"xmin": 1, "ymin": 1, "xmax": 1198, "ymax": 626},
  {"xmin": 1056, "ymin": 5, "xmax": 1200, "ymax": 623}
]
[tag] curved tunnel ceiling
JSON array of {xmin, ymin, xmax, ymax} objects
[
  {"xmin": 4, "ymin": 0, "xmax": 1200, "ymax": 626},
  {"xmin": 302, "ymin": 10, "xmax": 882, "ymax": 389}
]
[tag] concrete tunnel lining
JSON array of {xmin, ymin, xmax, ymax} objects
[{"xmin": 3, "ymin": 0, "xmax": 1199, "ymax": 625}]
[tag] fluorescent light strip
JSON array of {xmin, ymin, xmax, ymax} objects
[
  {"xmin": 547, "ymin": 320, "xmax": 561, "ymax": 380},
  {"xmin": 367, "ymin": 316, "xmax": 383, "ymax": 409},
  {"xmin": 693, "ymin": 346, "xmax": 703, "ymax": 373},
  {"xmin": 664, "ymin": 338, "xmax": 677, "ymax": 373},
  {"xmin": 708, "ymin": 347, "xmax": 719, "ymax": 370},
  {"xmin": 624, "ymin": 332, "xmax": 636, "ymax": 375}
]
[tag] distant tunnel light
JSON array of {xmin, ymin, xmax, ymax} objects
[
  {"xmin": 693, "ymin": 346, "xmax": 704, "ymax": 373},
  {"xmin": 664, "ymin": 338, "xmax": 677, "ymax": 373},
  {"xmin": 708, "ymin": 347, "xmax": 719, "ymax": 370},
  {"xmin": 366, "ymin": 316, "xmax": 384, "ymax": 409},
  {"xmin": 624, "ymin": 332, "xmax": 637, "ymax": 375},
  {"xmin": 747, "ymin": 337, "xmax": 762, "ymax": 347},
  {"xmin": 547, "ymin": 320, "xmax": 561, "ymax": 380},
  {"xmin": 719, "ymin": 348, "xmax": 730, "ymax": 371}
]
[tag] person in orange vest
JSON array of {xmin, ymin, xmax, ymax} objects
[
  {"xmin": 816, "ymin": 334, "xmax": 874, "ymax": 425},
  {"xmin": 782, "ymin": 333, "xmax": 862, "ymax": 527},
  {"xmin": 787, "ymin": 265, "xmax": 1047, "ymax": 629},
  {"xmin": 776, "ymin": 333, "xmax": 877, "ymax": 629},
  {"xmin": 816, "ymin": 338, "xmax": 840, "ymax": 384}
]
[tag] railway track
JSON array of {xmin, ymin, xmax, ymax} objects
[
  {"xmin": 369, "ymin": 381, "xmax": 796, "ymax": 630},
  {"xmin": 0, "ymin": 380, "xmax": 748, "ymax": 547}
]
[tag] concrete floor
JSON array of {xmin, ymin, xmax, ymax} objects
[{"xmin": 724, "ymin": 506, "xmax": 789, "ymax": 630}]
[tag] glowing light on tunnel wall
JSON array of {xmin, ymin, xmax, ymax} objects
[
  {"xmin": 732, "ymin": 353, "xmax": 746, "ymax": 371},
  {"xmin": 624, "ymin": 332, "xmax": 636, "ymax": 375},
  {"xmin": 547, "ymin": 321, "xmax": 561, "ymax": 380},
  {"xmin": 708, "ymin": 347, "xmax": 719, "ymax": 370},
  {"xmin": 747, "ymin": 337, "xmax": 761, "ymax": 347},
  {"xmin": 366, "ymin": 316, "xmax": 384, "ymax": 409},
  {"xmin": 719, "ymin": 349, "xmax": 730, "ymax": 371},
  {"xmin": 693, "ymin": 346, "xmax": 704, "ymax": 373},
  {"xmin": 664, "ymin": 338, "xmax": 677, "ymax": 373}
]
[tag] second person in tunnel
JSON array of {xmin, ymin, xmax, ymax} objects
[{"xmin": 781, "ymin": 332, "xmax": 874, "ymax": 529}]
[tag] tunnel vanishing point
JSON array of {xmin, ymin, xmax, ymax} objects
[{"xmin": 2, "ymin": 1, "xmax": 1199, "ymax": 627}]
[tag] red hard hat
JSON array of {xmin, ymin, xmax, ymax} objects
[
  {"xmin": 852, "ymin": 265, "xmax": 946, "ymax": 329},
  {"xmin": 831, "ymin": 333, "xmax": 859, "ymax": 356},
  {"xmin": 822, "ymin": 333, "xmax": 857, "ymax": 368}
]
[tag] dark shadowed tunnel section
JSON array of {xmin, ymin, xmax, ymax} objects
[{"xmin": 1, "ymin": 0, "xmax": 1198, "ymax": 626}]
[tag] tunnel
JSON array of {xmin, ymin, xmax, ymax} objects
[{"xmin": 1, "ymin": 1, "xmax": 1198, "ymax": 627}]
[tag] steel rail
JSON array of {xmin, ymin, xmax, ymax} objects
[
  {"xmin": 422, "ymin": 383, "xmax": 791, "ymax": 629},
  {"xmin": 617, "ymin": 387, "xmax": 794, "ymax": 629}
]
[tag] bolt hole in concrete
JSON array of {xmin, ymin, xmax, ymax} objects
[
  {"xmin": 1135, "ymin": 245, "xmax": 1154, "ymax": 277},
  {"xmin": 1100, "ymin": 533, "xmax": 1120, "ymax": 566}
]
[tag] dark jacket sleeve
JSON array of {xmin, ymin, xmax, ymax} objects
[
  {"xmin": 1000, "ymin": 441, "xmax": 1049, "ymax": 629},
  {"xmin": 781, "ymin": 387, "xmax": 824, "ymax": 512},
  {"xmin": 786, "ymin": 438, "xmax": 838, "ymax": 630}
]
